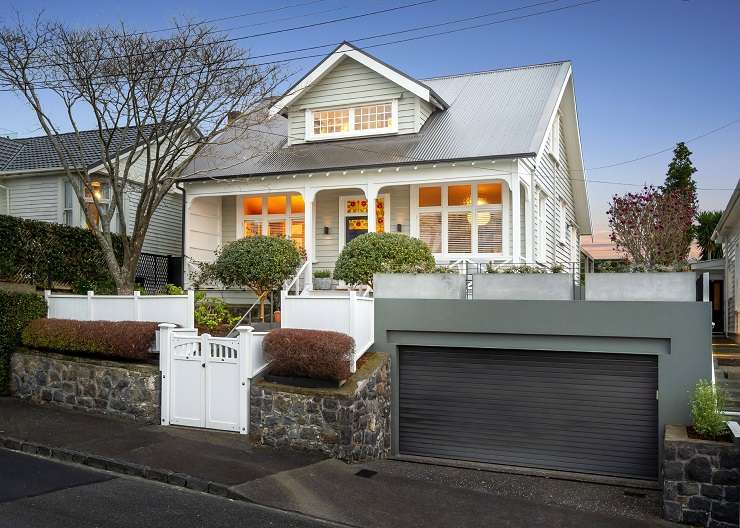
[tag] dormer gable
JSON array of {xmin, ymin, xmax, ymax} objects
[{"xmin": 269, "ymin": 42, "xmax": 447, "ymax": 145}]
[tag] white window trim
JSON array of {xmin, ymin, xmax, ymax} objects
[
  {"xmin": 410, "ymin": 181, "xmax": 508, "ymax": 260},
  {"xmin": 338, "ymin": 193, "xmax": 391, "ymax": 252},
  {"xmin": 569, "ymin": 224, "xmax": 579, "ymax": 264},
  {"xmin": 548, "ymin": 111, "xmax": 561, "ymax": 164},
  {"xmin": 536, "ymin": 189, "xmax": 549, "ymax": 264},
  {"xmin": 236, "ymin": 193, "xmax": 305, "ymax": 245},
  {"xmin": 305, "ymin": 100, "xmax": 398, "ymax": 141},
  {"xmin": 558, "ymin": 198, "xmax": 567, "ymax": 246}
]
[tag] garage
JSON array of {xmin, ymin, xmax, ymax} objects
[{"xmin": 398, "ymin": 346, "xmax": 659, "ymax": 480}]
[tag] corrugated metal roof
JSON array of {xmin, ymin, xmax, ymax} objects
[
  {"xmin": 0, "ymin": 125, "xmax": 156, "ymax": 173},
  {"xmin": 183, "ymin": 61, "xmax": 570, "ymax": 180}
]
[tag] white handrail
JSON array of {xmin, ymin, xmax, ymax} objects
[{"xmin": 284, "ymin": 260, "xmax": 310, "ymax": 295}]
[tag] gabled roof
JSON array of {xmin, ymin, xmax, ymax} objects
[
  {"xmin": 0, "ymin": 125, "xmax": 157, "ymax": 174},
  {"xmin": 712, "ymin": 178, "xmax": 740, "ymax": 242},
  {"xmin": 186, "ymin": 60, "xmax": 572, "ymax": 179},
  {"xmin": 269, "ymin": 42, "xmax": 448, "ymax": 117}
]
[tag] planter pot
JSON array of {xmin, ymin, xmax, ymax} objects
[
  {"xmin": 313, "ymin": 277, "xmax": 333, "ymax": 290},
  {"xmin": 586, "ymin": 272, "xmax": 695, "ymax": 302},
  {"xmin": 472, "ymin": 273, "xmax": 573, "ymax": 300},
  {"xmin": 373, "ymin": 273, "xmax": 467, "ymax": 299}
]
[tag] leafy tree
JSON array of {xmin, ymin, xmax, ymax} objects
[
  {"xmin": 196, "ymin": 236, "xmax": 301, "ymax": 321},
  {"xmin": 607, "ymin": 186, "xmax": 696, "ymax": 268},
  {"xmin": 0, "ymin": 17, "xmax": 281, "ymax": 293},
  {"xmin": 663, "ymin": 142, "xmax": 698, "ymax": 198},
  {"xmin": 696, "ymin": 211, "xmax": 724, "ymax": 260},
  {"xmin": 333, "ymin": 232, "xmax": 436, "ymax": 288}
]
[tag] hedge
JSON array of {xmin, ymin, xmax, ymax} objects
[
  {"xmin": 0, "ymin": 291, "xmax": 48, "ymax": 394},
  {"xmin": 0, "ymin": 214, "xmax": 122, "ymax": 290},
  {"xmin": 22, "ymin": 319, "xmax": 158, "ymax": 362},
  {"xmin": 263, "ymin": 328, "xmax": 354, "ymax": 382}
]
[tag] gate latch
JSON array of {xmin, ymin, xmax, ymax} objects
[{"xmin": 202, "ymin": 363, "xmax": 205, "ymax": 368}]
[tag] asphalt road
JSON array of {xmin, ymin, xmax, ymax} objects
[{"xmin": 0, "ymin": 449, "xmax": 340, "ymax": 528}]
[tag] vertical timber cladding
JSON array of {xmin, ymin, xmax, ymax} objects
[{"xmin": 398, "ymin": 346, "xmax": 659, "ymax": 480}]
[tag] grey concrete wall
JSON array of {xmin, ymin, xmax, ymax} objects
[
  {"xmin": 586, "ymin": 272, "xmax": 695, "ymax": 302},
  {"xmin": 472, "ymin": 273, "xmax": 573, "ymax": 300},
  {"xmin": 374, "ymin": 298, "xmax": 712, "ymax": 477},
  {"xmin": 373, "ymin": 273, "xmax": 467, "ymax": 299}
]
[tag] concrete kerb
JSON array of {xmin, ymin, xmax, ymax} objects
[{"xmin": 0, "ymin": 434, "xmax": 247, "ymax": 501}]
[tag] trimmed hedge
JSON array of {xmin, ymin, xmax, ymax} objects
[
  {"xmin": 0, "ymin": 291, "xmax": 48, "ymax": 394},
  {"xmin": 333, "ymin": 232, "xmax": 436, "ymax": 287},
  {"xmin": 22, "ymin": 319, "xmax": 157, "ymax": 362},
  {"xmin": 0, "ymin": 214, "xmax": 122, "ymax": 289},
  {"xmin": 263, "ymin": 328, "xmax": 354, "ymax": 382}
]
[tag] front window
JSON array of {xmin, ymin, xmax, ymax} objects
[
  {"xmin": 307, "ymin": 100, "xmax": 397, "ymax": 140},
  {"xmin": 242, "ymin": 193, "xmax": 304, "ymax": 249},
  {"xmin": 63, "ymin": 181, "xmax": 75, "ymax": 226},
  {"xmin": 83, "ymin": 180, "xmax": 110, "ymax": 228},
  {"xmin": 416, "ymin": 181, "xmax": 503, "ymax": 256}
]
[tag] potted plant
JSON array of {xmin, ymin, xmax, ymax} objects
[{"xmin": 313, "ymin": 269, "xmax": 333, "ymax": 290}]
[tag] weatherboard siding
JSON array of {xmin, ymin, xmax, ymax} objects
[
  {"xmin": 6, "ymin": 175, "xmax": 60, "ymax": 223},
  {"xmin": 286, "ymin": 58, "xmax": 427, "ymax": 145},
  {"xmin": 125, "ymin": 186, "xmax": 182, "ymax": 256}
]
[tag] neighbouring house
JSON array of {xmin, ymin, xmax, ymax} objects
[
  {"xmin": 0, "ymin": 127, "xmax": 183, "ymax": 266},
  {"xmin": 712, "ymin": 178, "xmax": 740, "ymax": 339},
  {"xmin": 181, "ymin": 42, "xmax": 591, "ymax": 302}
]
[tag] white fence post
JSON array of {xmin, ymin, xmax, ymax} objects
[
  {"xmin": 186, "ymin": 290, "xmax": 195, "ymax": 328},
  {"xmin": 236, "ymin": 325, "xmax": 254, "ymax": 435},
  {"xmin": 133, "ymin": 290, "xmax": 142, "ymax": 320},
  {"xmin": 348, "ymin": 290, "xmax": 357, "ymax": 373},
  {"xmin": 44, "ymin": 290, "xmax": 51, "ymax": 316},
  {"xmin": 86, "ymin": 290, "xmax": 94, "ymax": 320},
  {"xmin": 159, "ymin": 323, "xmax": 176, "ymax": 426},
  {"xmin": 702, "ymin": 272, "xmax": 710, "ymax": 303}
]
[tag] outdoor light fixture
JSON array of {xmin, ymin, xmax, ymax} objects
[
  {"xmin": 396, "ymin": 224, "xmax": 402, "ymax": 232},
  {"xmin": 323, "ymin": 226, "xmax": 330, "ymax": 235}
]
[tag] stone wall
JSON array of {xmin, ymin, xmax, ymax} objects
[
  {"xmin": 250, "ymin": 352, "xmax": 390, "ymax": 462},
  {"xmin": 663, "ymin": 425, "xmax": 739, "ymax": 528},
  {"xmin": 11, "ymin": 348, "xmax": 160, "ymax": 423}
]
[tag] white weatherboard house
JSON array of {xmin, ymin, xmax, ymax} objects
[
  {"xmin": 181, "ymin": 42, "xmax": 591, "ymax": 298},
  {"xmin": 0, "ymin": 127, "xmax": 182, "ymax": 258},
  {"xmin": 713, "ymin": 178, "xmax": 740, "ymax": 338}
]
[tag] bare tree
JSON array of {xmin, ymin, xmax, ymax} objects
[{"xmin": 0, "ymin": 15, "xmax": 282, "ymax": 293}]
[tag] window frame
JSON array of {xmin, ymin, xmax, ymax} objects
[
  {"xmin": 237, "ymin": 193, "xmax": 305, "ymax": 248},
  {"xmin": 548, "ymin": 111, "xmax": 561, "ymax": 163},
  {"xmin": 558, "ymin": 198, "xmax": 568, "ymax": 245},
  {"xmin": 305, "ymin": 100, "xmax": 398, "ymax": 141},
  {"xmin": 411, "ymin": 181, "xmax": 508, "ymax": 259},
  {"xmin": 536, "ymin": 189, "xmax": 549, "ymax": 264}
]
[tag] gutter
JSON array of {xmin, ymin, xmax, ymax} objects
[{"xmin": 180, "ymin": 152, "xmax": 537, "ymax": 183}]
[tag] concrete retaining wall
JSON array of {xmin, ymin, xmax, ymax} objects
[
  {"xmin": 11, "ymin": 348, "xmax": 160, "ymax": 423},
  {"xmin": 586, "ymin": 273, "xmax": 695, "ymax": 302},
  {"xmin": 472, "ymin": 273, "xmax": 573, "ymax": 300},
  {"xmin": 373, "ymin": 273, "xmax": 466, "ymax": 299}
]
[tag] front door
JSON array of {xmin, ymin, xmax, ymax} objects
[
  {"xmin": 710, "ymin": 279, "xmax": 725, "ymax": 333},
  {"xmin": 346, "ymin": 217, "xmax": 368, "ymax": 244}
]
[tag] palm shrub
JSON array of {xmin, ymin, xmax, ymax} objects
[
  {"xmin": 690, "ymin": 379, "xmax": 728, "ymax": 439},
  {"xmin": 696, "ymin": 211, "xmax": 724, "ymax": 261},
  {"xmin": 333, "ymin": 232, "xmax": 435, "ymax": 288},
  {"xmin": 195, "ymin": 236, "xmax": 302, "ymax": 321}
]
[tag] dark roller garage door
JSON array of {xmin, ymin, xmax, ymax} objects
[{"xmin": 398, "ymin": 347, "xmax": 659, "ymax": 480}]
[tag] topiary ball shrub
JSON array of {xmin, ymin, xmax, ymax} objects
[
  {"xmin": 333, "ymin": 232, "xmax": 435, "ymax": 287},
  {"xmin": 263, "ymin": 328, "xmax": 354, "ymax": 382},
  {"xmin": 22, "ymin": 319, "xmax": 158, "ymax": 362}
]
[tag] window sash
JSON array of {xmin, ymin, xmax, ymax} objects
[
  {"xmin": 306, "ymin": 100, "xmax": 397, "ymax": 140},
  {"xmin": 242, "ymin": 194, "xmax": 304, "ymax": 247},
  {"xmin": 416, "ymin": 182, "xmax": 505, "ymax": 256}
]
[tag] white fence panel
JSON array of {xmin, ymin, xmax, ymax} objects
[
  {"xmin": 45, "ymin": 290, "xmax": 194, "ymax": 327},
  {"xmin": 205, "ymin": 336, "xmax": 242, "ymax": 432},
  {"xmin": 169, "ymin": 333, "xmax": 205, "ymax": 428},
  {"xmin": 280, "ymin": 291, "xmax": 375, "ymax": 372}
]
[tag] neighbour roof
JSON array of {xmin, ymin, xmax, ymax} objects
[
  {"xmin": 0, "ymin": 125, "xmax": 155, "ymax": 173},
  {"xmin": 183, "ymin": 60, "xmax": 572, "ymax": 180}
]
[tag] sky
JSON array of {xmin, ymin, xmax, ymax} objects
[{"xmin": 1, "ymin": 0, "xmax": 738, "ymax": 237}]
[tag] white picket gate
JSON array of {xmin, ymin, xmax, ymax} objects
[{"xmin": 158, "ymin": 324, "xmax": 268, "ymax": 434}]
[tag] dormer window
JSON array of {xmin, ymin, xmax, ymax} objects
[{"xmin": 306, "ymin": 100, "xmax": 397, "ymax": 140}]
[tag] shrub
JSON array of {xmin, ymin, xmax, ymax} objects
[
  {"xmin": 690, "ymin": 379, "xmax": 728, "ymax": 439},
  {"xmin": 0, "ymin": 214, "xmax": 122, "ymax": 288},
  {"xmin": 163, "ymin": 283, "xmax": 186, "ymax": 295},
  {"xmin": 333, "ymin": 232, "xmax": 435, "ymax": 287},
  {"xmin": 263, "ymin": 328, "xmax": 354, "ymax": 382},
  {"xmin": 313, "ymin": 269, "xmax": 332, "ymax": 279},
  {"xmin": 486, "ymin": 263, "xmax": 545, "ymax": 274},
  {"xmin": 194, "ymin": 236, "xmax": 302, "ymax": 321},
  {"xmin": 0, "ymin": 291, "xmax": 47, "ymax": 394},
  {"xmin": 21, "ymin": 319, "xmax": 157, "ymax": 361},
  {"xmin": 193, "ymin": 292, "xmax": 240, "ymax": 333}
]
